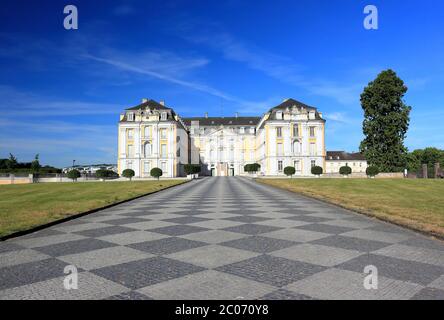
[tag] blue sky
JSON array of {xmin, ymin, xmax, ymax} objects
[{"xmin": 0, "ymin": 0, "xmax": 443, "ymax": 167}]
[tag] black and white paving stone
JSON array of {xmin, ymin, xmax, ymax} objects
[{"xmin": 0, "ymin": 177, "xmax": 443, "ymax": 300}]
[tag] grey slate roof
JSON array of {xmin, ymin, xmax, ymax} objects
[
  {"xmin": 326, "ymin": 151, "xmax": 366, "ymax": 161},
  {"xmin": 126, "ymin": 99, "xmax": 170, "ymax": 111},
  {"xmin": 182, "ymin": 117, "xmax": 261, "ymax": 127}
]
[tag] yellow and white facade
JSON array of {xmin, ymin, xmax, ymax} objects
[{"xmin": 118, "ymin": 98, "xmax": 327, "ymax": 177}]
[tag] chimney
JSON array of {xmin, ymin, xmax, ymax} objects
[
  {"xmin": 141, "ymin": 98, "xmax": 148, "ymax": 103},
  {"xmin": 204, "ymin": 112, "xmax": 208, "ymax": 118},
  {"xmin": 235, "ymin": 112, "xmax": 239, "ymax": 118},
  {"xmin": 159, "ymin": 100, "xmax": 165, "ymax": 106}
]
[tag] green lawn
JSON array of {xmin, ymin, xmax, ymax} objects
[
  {"xmin": 258, "ymin": 178, "xmax": 444, "ymax": 238},
  {"xmin": 0, "ymin": 180, "xmax": 186, "ymax": 238}
]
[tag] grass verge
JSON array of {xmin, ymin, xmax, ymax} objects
[
  {"xmin": 0, "ymin": 180, "xmax": 186, "ymax": 238},
  {"xmin": 257, "ymin": 178, "xmax": 444, "ymax": 238}
]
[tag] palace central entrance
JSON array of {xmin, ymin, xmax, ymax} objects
[{"xmin": 211, "ymin": 163, "xmax": 235, "ymax": 176}]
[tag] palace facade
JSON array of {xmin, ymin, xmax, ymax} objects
[{"xmin": 118, "ymin": 98, "xmax": 328, "ymax": 177}]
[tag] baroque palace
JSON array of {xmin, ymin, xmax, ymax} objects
[{"xmin": 118, "ymin": 98, "xmax": 366, "ymax": 177}]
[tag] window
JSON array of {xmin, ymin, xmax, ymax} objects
[
  {"xmin": 309, "ymin": 143, "xmax": 316, "ymax": 156},
  {"xmin": 294, "ymin": 160, "xmax": 301, "ymax": 172},
  {"xmin": 127, "ymin": 145, "xmax": 134, "ymax": 158},
  {"xmin": 250, "ymin": 151, "xmax": 254, "ymax": 160},
  {"xmin": 161, "ymin": 112, "xmax": 167, "ymax": 121},
  {"xmin": 276, "ymin": 111, "xmax": 283, "ymax": 120},
  {"xmin": 161, "ymin": 144, "xmax": 167, "ymax": 157},
  {"xmin": 293, "ymin": 141, "xmax": 301, "ymax": 154},
  {"xmin": 309, "ymin": 126, "xmax": 316, "ymax": 137},
  {"xmin": 161, "ymin": 161, "xmax": 167, "ymax": 173},
  {"xmin": 144, "ymin": 143, "xmax": 151, "ymax": 158},
  {"xmin": 160, "ymin": 128, "xmax": 167, "ymax": 139},
  {"xmin": 277, "ymin": 143, "xmax": 283, "ymax": 156},
  {"xmin": 278, "ymin": 160, "xmax": 283, "ymax": 172},
  {"xmin": 239, "ymin": 127, "xmax": 245, "ymax": 134},
  {"xmin": 127, "ymin": 129, "xmax": 134, "ymax": 139},
  {"xmin": 127, "ymin": 113, "xmax": 134, "ymax": 121},
  {"xmin": 144, "ymin": 126, "xmax": 150, "ymax": 138},
  {"xmin": 293, "ymin": 124, "xmax": 299, "ymax": 137},
  {"xmin": 311, "ymin": 160, "xmax": 316, "ymax": 167},
  {"xmin": 143, "ymin": 162, "xmax": 150, "ymax": 173},
  {"xmin": 176, "ymin": 136, "xmax": 180, "ymax": 142},
  {"xmin": 276, "ymin": 127, "xmax": 282, "ymax": 138},
  {"xmin": 177, "ymin": 148, "xmax": 180, "ymax": 157},
  {"xmin": 250, "ymin": 127, "xmax": 255, "ymax": 134}
]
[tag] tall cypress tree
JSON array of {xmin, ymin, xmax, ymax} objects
[{"xmin": 359, "ymin": 69, "xmax": 411, "ymax": 172}]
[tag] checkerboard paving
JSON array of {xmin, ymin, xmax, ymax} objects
[{"xmin": 1, "ymin": 177, "xmax": 443, "ymax": 300}]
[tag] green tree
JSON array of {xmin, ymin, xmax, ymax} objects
[
  {"xmin": 410, "ymin": 147, "xmax": 444, "ymax": 177},
  {"xmin": 6, "ymin": 153, "xmax": 18, "ymax": 171},
  {"xmin": 122, "ymin": 169, "xmax": 135, "ymax": 181},
  {"xmin": 359, "ymin": 69, "xmax": 411, "ymax": 172},
  {"xmin": 150, "ymin": 167, "xmax": 163, "ymax": 180},
  {"xmin": 31, "ymin": 154, "xmax": 41, "ymax": 173},
  {"xmin": 284, "ymin": 166, "xmax": 295, "ymax": 178},
  {"xmin": 67, "ymin": 169, "xmax": 81, "ymax": 181}
]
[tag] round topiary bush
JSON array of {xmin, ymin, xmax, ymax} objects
[
  {"xmin": 67, "ymin": 169, "xmax": 81, "ymax": 181},
  {"xmin": 366, "ymin": 165, "xmax": 379, "ymax": 177},
  {"xmin": 311, "ymin": 165, "xmax": 323, "ymax": 176},
  {"xmin": 122, "ymin": 169, "xmax": 135, "ymax": 181},
  {"xmin": 339, "ymin": 166, "xmax": 352, "ymax": 176},
  {"xmin": 244, "ymin": 164, "xmax": 251, "ymax": 173},
  {"xmin": 150, "ymin": 167, "xmax": 163, "ymax": 180},
  {"xmin": 284, "ymin": 166, "xmax": 296, "ymax": 177}
]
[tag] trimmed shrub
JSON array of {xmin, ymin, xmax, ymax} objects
[
  {"xmin": 96, "ymin": 169, "xmax": 118, "ymax": 180},
  {"xmin": 122, "ymin": 169, "xmax": 135, "ymax": 181},
  {"xmin": 251, "ymin": 163, "xmax": 261, "ymax": 172},
  {"xmin": 311, "ymin": 166, "xmax": 323, "ymax": 176},
  {"xmin": 150, "ymin": 167, "xmax": 163, "ymax": 180},
  {"xmin": 245, "ymin": 163, "xmax": 261, "ymax": 173},
  {"xmin": 339, "ymin": 166, "xmax": 352, "ymax": 176},
  {"xmin": 284, "ymin": 166, "xmax": 296, "ymax": 177},
  {"xmin": 67, "ymin": 169, "xmax": 81, "ymax": 181},
  {"xmin": 366, "ymin": 165, "xmax": 379, "ymax": 177},
  {"xmin": 184, "ymin": 164, "xmax": 201, "ymax": 177},
  {"xmin": 192, "ymin": 164, "xmax": 201, "ymax": 174}
]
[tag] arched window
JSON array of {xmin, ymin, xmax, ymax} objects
[{"xmin": 144, "ymin": 142, "xmax": 152, "ymax": 158}]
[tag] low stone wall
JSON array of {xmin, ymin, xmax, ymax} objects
[
  {"xmin": 0, "ymin": 174, "xmax": 33, "ymax": 185},
  {"xmin": 376, "ymin": 172, "xmax": 404, "ymax": 179}
]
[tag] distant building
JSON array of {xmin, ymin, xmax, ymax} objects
[
  {"xmin": 62, "ymin": 164, "xmax": 117, "ymax": 174},
  {"xmin": 325, "ymin": 151, "xmax": 367, "ymax": 174},
  {"xmin": 118, "ymin": 98, "xmax": 326, "ymax": 177}
]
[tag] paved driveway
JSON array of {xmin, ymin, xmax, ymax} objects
[{"xmin": 1, "ymin": 177, "xmax": 443, "ymax": 300}]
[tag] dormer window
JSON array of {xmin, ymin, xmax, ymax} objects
[
  {"xmin": 127, "ymin": 113, "xmax": 135, "ymax": 121},
  {"xmin": 276, "ymin": 111, "xmax": 283, "ymax": 120},
  {"xmin": 161, "ymin": 112, "xmax": 167, "ymax": 121},
  {"xmin": 239, "ymin": 127, "xmax": 245, "ymax": 134}
]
